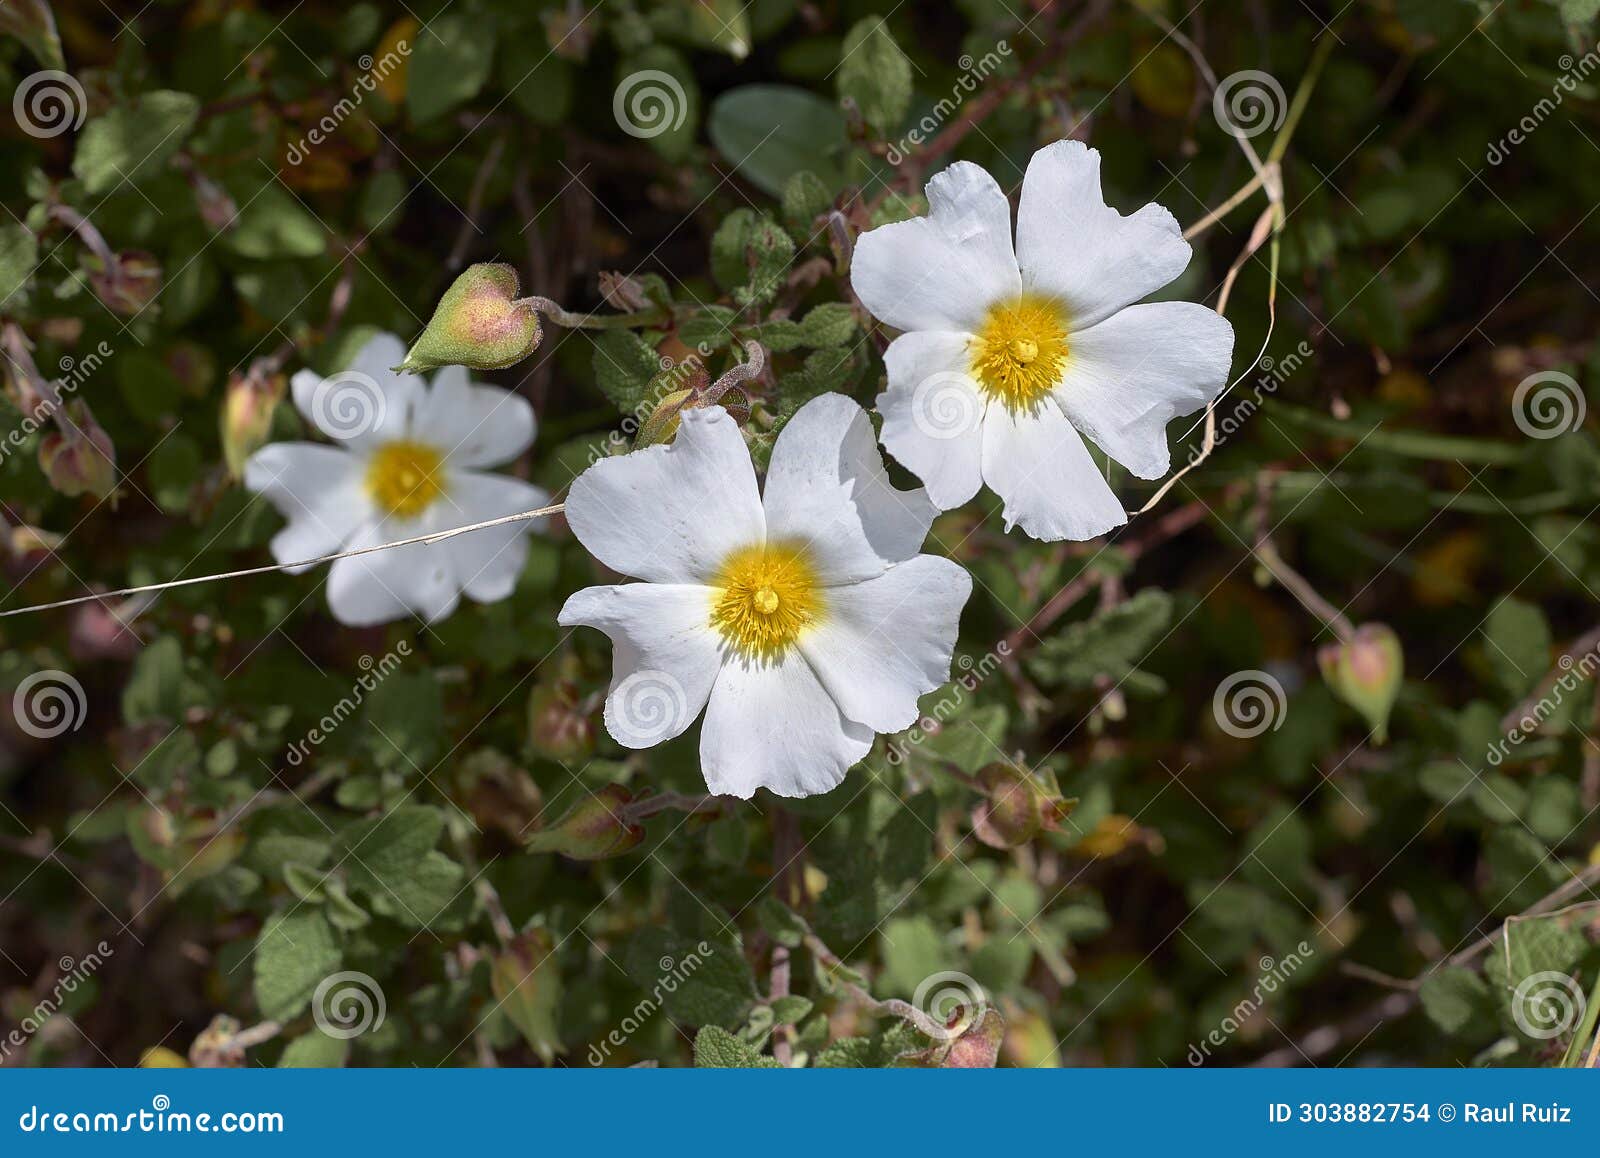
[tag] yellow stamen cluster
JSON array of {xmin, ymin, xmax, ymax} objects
[
  {"xmin": 709, "ymin": 541, "xmax": 823, "ymax": 658},
  {"xmin": 365, "ymin": 439, "xmax": 446, "ymax": 518},
  {"xmin": 969, "ymin": 294, "xmax": 1070, "ymax": 410}
]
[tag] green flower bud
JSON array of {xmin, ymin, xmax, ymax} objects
[
  {"xmin": 221, "ymin": 370, "xmax": 282, "ymax": 478},
  {"xmin": 970, "ymin": 762, "xmax": 1074, "ymax": 850},
  {"xmin": 397, "ymin": 263, "xmax": 541, "ymax": 373},
  {"xmin": 491, "ymin": 928, "xmax": 563, "ymax": 1063},
  {"xmin": 523, "ymin": 784, "xmax": 644, "ymax": 860},
  {"xmin": 1318, "ymin": 623, "xmax": 1403, "ymax": 744}
]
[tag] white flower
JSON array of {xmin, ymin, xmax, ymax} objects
[
  {"xmin": 244, "ymin": 332, "xmax": 550, "ymax": 627},
  {"xmin": 852, "ymin": 140, "xmax": 1236, "ymax": 542},
  {"xmin": 558, "ymin": 394, "xmax": 971, "ymax": 799}
]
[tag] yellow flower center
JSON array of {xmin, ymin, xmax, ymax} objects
[
  {"xmin": 709, "ymin": 541, "xmax": 823, "ymax": 658},
  {"xmin": 970, "ymin": 294, "xmax": 1070, "ymax": 410},
  {"xmin": 365, "ymin": 439, "xmax": 446, "ymax": 518}
]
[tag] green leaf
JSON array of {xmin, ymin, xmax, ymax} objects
[
  {"xmin": 361, "ymin": 672, "xmax": 444, "ymax": 770},
  {"xmin": 1483, "ymin": 596, "xmax": 1550, "ymax": 698},
  {"xmin": 0, "ymin": 0, "xmax": 66, "ymax": 70},
  {"xmin": 708, "ymin": 85, "xmax": 848, "ymax": 197},
  {"xmin": 72, "ymin": 91, "xmax": 199, "ymax": 195},
  {"xmin": 837, "ymin": 18, "xmax": 912, "ymax": 136},
  {"xmin": 254, "ymin": 911, "xmax": 340, "ymax": 1022},
  {"xmin": 338, "ymin": 805, "xmax": 447, "ymax": 904},
  {"xmin": 616, "ymin": 46, "xmax": 700, "ymax": 161},
  {"xmin": 797, "ymin": 302, "xmax": 857, "ymax": 348},
  {"xmin": 407, "ymin": 14, "xmax": 495, "ymax": 123},
  {"xmin": 592, "ymin": 329, "xmax": 661, "ymax": 414},
  {"xmin": 1418, "ymin": 967, "xmax": 1493, "ymax": 1037},
  {"xmin": 780, "ymin": 170, "xmax": 834, "ymax": 233},
  {"xmin": 692, "ymin": 1025, "xmax": 780, "ymax": 1067},
  {"xmin": 879, "ymin": 914, "xmax": 952, "ymax": 996},
  {"xmin": 1027, "ymin": 589, "xmax": 1174, "ymax": 688},
  {"xmin": 710, "ymin": 209, "xmax": 794, "ymax": 306},
  {"xmin": 121, "ymin": 636, "xmax": 186, "ymax": 725},
  {"xmin": 277, "ymin": 1031, "xmax": 349, "ymax": 1068},
  {"xmin": 0, "ymin": 220, "xmax": 38, "ymax": 308},
  {"xmin": 226, "ymin": 184, "xmax": 326, "ymax": 260},
  {"xmin": 624, "ymin": 928, "xmax": 758, "ymax": 1028}
]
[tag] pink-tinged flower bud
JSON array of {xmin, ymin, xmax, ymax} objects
[
  {"xmin": 902, "ymin": 1006, "xmax": 1006, "ymax": 1068},
  {"xmin": 397, "ymin": 263, "xmax": 541, "ymax": 373},
  {"xmin": 221, "ymin": 370, "xmax": 283, "ymax": 478},
  {"xmin": 527, "ymin": 679, "xmax": 595, "ymax": 763},
  {"xmin": 970, "ymin": 761, "xmax": 1074, "ymax": 849},
  {"xmin": 1318, "ymin": 623, "xmax": 1403, "ymax": 744},
  {"xmin": 38, "ymin": 409, "xmax": 116, "ymax": 498},
  {"xmin": 83, "ymin": 250, "xmax": 161, "ymax": 316},
  {"xmin": 490, "ymin": 928, "xmax": 563, "ymax": 1063},
  {"xmin": 523, "ymin": 784, "xmax": 644, "ymax": 860}
]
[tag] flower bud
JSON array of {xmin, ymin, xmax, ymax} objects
[
  {"xmin": 902, "ymin": 1006, "xmax": 1005, "ymax": 1068},
  {"xmin": 452, "ymin": 748, "xmax": 543, "ymax": 838},
  {"xmin": 528, "ymin": 678, "xmax": 596, "ymax": 763},
  {"xmin": 221, "ymin": 370, "xmax": 284, "ymax": 478},
  {"xmin": 490, "ymin": 928, "xmax": 562, "ymax": 1063},
  {"xmin": 39, "ymin": 409, "xmax": 116, "ymax": 499},
  {"xmin": 523, "ymin": 783, "xmax": 644, "ymax": 860},
  {"xmin": 84, "ymin": 250, "xmax": 161, "ymax": 316},
  {"xmin": 397, "ymin": 263, "xmax": 541, "ymax": 373},
  {"xmin": 1318, "ymin": 622, "xmax": 1403, "ymax": 744},
  {"xmin": 970, "ymin": 761, "xmax": 1074, "ymax": 849}
]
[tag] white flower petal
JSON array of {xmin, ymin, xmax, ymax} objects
[
  {"xmin": 243, "ymin": 442, "xmax": 368, "ymax": 574},
  {"xmin": 699, "ymin": 650, "xmax": 871, "ymax": 799},
  {"xmin": 325, "ymin": 522, "xmax": 460, "ymax": 627},
  {"xmin": 1056, "ymin": 301, "xmax": 1235, "ymax": 479},
  {"xmin": 1015, "ymin": 140, "xmax": 1192, "ymax": 330},
  {"xmin": 558, "ymin": 584, "xmax": 723, "ymax": 750},
  {"xmin": 851, "ymin": 161, "xmax": 1021, "ymax": 333},
  {"xmin": 878, "ymin": 331, "xmax": 986, "ymax": 510},
  {"xmin": 437, "ymin": 470, "xmax": 551, "ymax": 603},
  {"xmin": 416, "ymin": 365, "xmax": 537, "ymax": 468},
  {"xmin": 762, "ymin": 393, "xmax": 935, "ymax": 585},
  {"xmin": 291, "ymin": 332, "xmax": 423, "ymax": 450},
  {"xmin": 799, "ymin": 555, "xmax": 971, "ymax": 733},
  {"xmin": 982, "ymin": 401, "xmax": 1127, "ymax": 542},
  {"xmin": 564, "ymin": 406, "xmax": 765, "ymax": 584}
]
